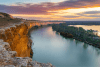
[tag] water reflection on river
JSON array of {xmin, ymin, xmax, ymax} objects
[{"xmin": 31, "ymin": 27, "xmax": 100, "ymax": 67}]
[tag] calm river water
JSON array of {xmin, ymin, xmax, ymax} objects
[{"xmin": 30, "ymin": 26, "xmax": 100, "ymax": 67}]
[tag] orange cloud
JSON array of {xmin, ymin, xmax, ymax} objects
[
  {"xmin": 1, "ymin": 0, "xmax": 100, "ymax": 20},
  {"xmin": 1, "ymin": 0, "xmax": 100, "ymax": 15}
]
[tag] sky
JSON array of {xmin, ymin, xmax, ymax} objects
[{"xmin": 0, "ymin": 0, "xmax": 100, "ymax": 21}]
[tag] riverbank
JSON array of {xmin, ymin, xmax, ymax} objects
[{"xmin": 52, "ymin": 23, "xmax": 100, "ymax": 49}]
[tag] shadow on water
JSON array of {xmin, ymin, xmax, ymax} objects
[{"xmin": 60, "ymin": 34, "xmax": 86, "ymax": 48}]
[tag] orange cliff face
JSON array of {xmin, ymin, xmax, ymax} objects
[
  {"xmin": 0, "ymin": 23, "xmax": 33, "ymax": 57},
  {"xmin": 0, "ymin": 21, "xmax": 64, "ymax": 57}
]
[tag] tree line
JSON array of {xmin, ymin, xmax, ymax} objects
[{"xmin": 52, "ymin": 23, "xmax": 100, "ymax": 48}]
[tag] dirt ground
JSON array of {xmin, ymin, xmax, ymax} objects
[{"xmin": 0, "ymin": 18, "xmax": 22, "ymax": 28}]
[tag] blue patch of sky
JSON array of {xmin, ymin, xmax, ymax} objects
[
  {"xmin": 0, "ymin": 0, "xmax": 66, "ymax": 5},
  {"xmin": 0, "ymin": 0, "xmax": 54, "ymax": 5}
]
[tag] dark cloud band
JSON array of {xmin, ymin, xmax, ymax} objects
[{"xmin": 0, "ymin": 0, "xmax": 100, "ymax": 15}]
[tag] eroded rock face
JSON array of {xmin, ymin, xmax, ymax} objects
[
  {"xmin": 0, "ymin": 23, "xmax": 32, "ymax": 57},
  {"xmin": 0, "ymin": 21, "xmax": 55, "ymax": 67},
  {"xmin": 0, "ymin": 39, "xmax": 55, "ymax": 67}
]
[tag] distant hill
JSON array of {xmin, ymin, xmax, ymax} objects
[
  {"xmin": 0, "ymin": 12, "xmax": 14, "ymax": 19},
  {"xmin": 0, "ymin": 12, "xmax": 21, "ymax": 27}
]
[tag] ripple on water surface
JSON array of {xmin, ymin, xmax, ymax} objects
[{"xmin": 31, "ymin": 27, "xmax": 100, "ymax": 67}]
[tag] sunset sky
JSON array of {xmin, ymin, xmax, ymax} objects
[{"xmin": 0, "ymin": 0, "xmax": 100, "ymax": 21}]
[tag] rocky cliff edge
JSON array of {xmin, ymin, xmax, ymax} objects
[{"xmin": 0, "ymin": 12, "xmax": 54, "ymax": 67}]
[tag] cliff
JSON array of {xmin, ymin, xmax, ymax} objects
[
  {"xmin": 0, "ymin": 12, "xmax": 55, "ymax": 67},
  {"xmin": 0, "ymin": 39, "xmax": 53, "ymax": 67},
  {"xmin": 0, "ymin": 22, "xmax": 33, "ymax": 57},
  {"xmin": 0, "ymin": 22, "xmax": 55, "ymax": 67}
]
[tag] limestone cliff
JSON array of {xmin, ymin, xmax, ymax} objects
[
  {"xmin": 0, "ymin": 12, "xmax": 64, "ymax": 66},
  {"xmin": 0, "ymin": 39, "xmax": 54, "ymax": 67},
  {"xmin": 0, "ymin": 23, "xmax": 33, "ymax": 57},
  {"xmin": 0, "ymin": 22, "xmax": 55, "ymax": 67}
]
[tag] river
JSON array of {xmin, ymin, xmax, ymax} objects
[{"xmin": 30, "ymin": 26, "xmax": 100, "ymax": 67}]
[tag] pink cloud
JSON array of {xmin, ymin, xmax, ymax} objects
[{"xmin": 0, "ymin": 0, "xmax": 100, "ymax": 15}]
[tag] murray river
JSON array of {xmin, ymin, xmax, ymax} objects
[{"xmin": 30, "ymin": 26, "xmax": 100, "ymax": 67}]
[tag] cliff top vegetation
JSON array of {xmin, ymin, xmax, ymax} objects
[{"xmin": 0, "ymin": 12, "xmax": 22, "ymax": 27}]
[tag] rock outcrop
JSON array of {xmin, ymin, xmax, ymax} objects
[
  {"xmin": 0, "ymin": 23, "xmax": 32, "ymax": 57},
  {"xmin": 0, "ymin": 14, "xmax": 55, "ymax": 67},
  {"xmin": 0, "ymin": 22, "xmax": 55, "ymax": 67},
  {"xmin": 0, "ymin": 12, "xmax": 64, "ymax": 67},
  {"xmin": 0, "ymin": 39, "xmax": 54, "ymax": 67}
]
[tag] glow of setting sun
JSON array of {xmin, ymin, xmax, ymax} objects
[
  {"xmin": 98, "ymin": 32, "xmax": 100, "ymax": 36},
  {"xmin": 47, "ymin": 7, "xmax": 100, "ymax": 16},
  {"xmin": 60, "ymin": 7, "xmax": 100, "ymax": 13},
  {"xmin": 11, "ymin": 14, "xmax": 51, "ymax": 18},
  {"xmin": 11, "ymin": 7, "xmax": 100, "ymax": 20}
]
